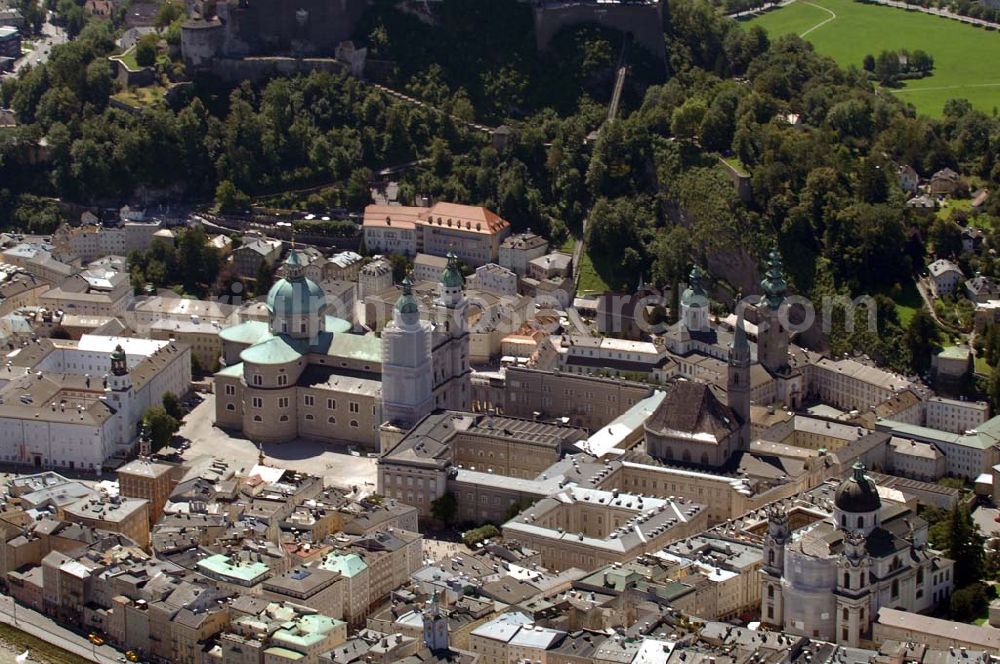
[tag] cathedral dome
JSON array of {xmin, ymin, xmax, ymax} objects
[
  {"xmin": 834, "ymin": 462, "xmax": 881, "ymax": 513},
  {"xmin": 266, "ymin": 250, "xmax": 326, "ymax": 319}
]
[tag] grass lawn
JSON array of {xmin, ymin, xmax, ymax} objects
[
  {"xmin": 577, "ymin": 250, "xmax": 611, "ymax": 294},
  {"xmin": 744, "ymin": 0, "xmax": 1000, "ymax": 116},
  {"xmin": 0, "ymin": 622, "xmax": 89, "ymax": 664},
  {"xmin": 114, "ymin": 46, "xmax": 140, "ymax": 70},
  {"xmin": 936, "ymin": 197, "xmax": 973, "ymax": 219},
  {"xmin": 559, "ymin": 236, "xmax": 576, "ymax": 253},
  {"xmin": 975, "ymin": 355, "xmax": 992, "ymax": 376},
  {"xmin": 721, "ymin": 155, "xmax": 750, "ymax": 176},
  {"xmin": 113, "ymin": 84, "xmax": 167, "ymax": 108},
  {"xmin": 888, "ymin": 280, "xmax": 922, "ymax": 327}
]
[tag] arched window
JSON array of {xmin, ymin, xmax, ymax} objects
[
  {"xmin": 768, "ymin": 550, "xmax": 775, "ymax": 565},
  {"xmin": 280, "ymin": 415, "xmax": 288, "ymax": 422},
  {"xmin": 682, "ymin": 450, "xmax": 691, "ymax": 462},
  {"xmin": 891, "ymin": 578, "xmax": 899, "ymax": 598},
  {"xmin": 253, "ymin": 415, "xmax": 262, "ymax": 422},
  {"xmin": 700, "ymin": 452, "xmax": 709, "ymax": 465},
  {"xmin": 226, "ymin": 404, "xmax": 235, "ymax": 411},
  {"xmin": 857, "ymin": 516, "xmax": 864, "ymax": 528},
  {"xmin": 917, "ymin": 568, "xmax": 924, "ymax": 585},
  {"xmin": 328, "ymin": 416, "xmax": 336, "ymax": 424}
]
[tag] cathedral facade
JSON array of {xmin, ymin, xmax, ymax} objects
[{"xmin": 214, "ymin": 249, "xmax": 471, "ymax": 448}]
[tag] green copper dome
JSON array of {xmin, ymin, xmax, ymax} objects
[
  {"xmin": 440, "ymin": 252, "xmax": 465, "ymax": 289},
  {"xmin": 760, "ymin": 247, "xmax": 787, "ymax": 310},
  {"xmin": 681, "ymin": 265, "xmax": 707, "ymax": 306},
  {"xmin": 266, "ymin": 252, "xmax": 325, "ymax": 319},
  {"xmin": 395, "ymin": 277, "xmax": 419, "ymax": 315}
]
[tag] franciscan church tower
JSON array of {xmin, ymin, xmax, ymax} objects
[
  {"xmin": 727, "ymin": 304, "xmax": 751, "ymax": 447},
  {"xmin": 757, "ymin": 247, "xmax": 804, "ymax": 408},
  {"xmin": 758, "ymin": 247, "xmax": 789, "ymax": 374},
  {"xmin": 381, "ymin": 277, "xmax": 435, "ymax": 430}
]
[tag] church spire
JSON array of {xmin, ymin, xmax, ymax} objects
[{"xmin": 760, "ymin": 246, "xmax": 787, "ymax": 310}]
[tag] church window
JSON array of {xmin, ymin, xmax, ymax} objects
[
  {"xmin": 328, "ymin": 416, "xmax": 336, "ymax": 424},
  {"xmin": 767, "ymin": 607, "xmax": 773, "ymax": 620},
  {"xmin": 843, "ymin": 608, "xmax": 849, "ymax": 620},
  {"xmin": 280, "ymin": 415, "xmax": 288, "ymax": 422},
  {"xmin": 768, "ymin": 585, "xmax": 774, "ymax": 599},
  {"xmin": 891, "ymin": 579, "xmax": 899, "ymax": 598},
  {"xmin": 277, "ymin": 374, "xmax": 288, "ymax": 386},
  {"xmin": 252, "ymin": 374, "xmax": 262, "ymax": 386},
  {"xmin": 253, "ymin": 415, "xmax": 262, "ymax": 422},
  {"xmin": 917, "ymin": 568, "xmax": 924, "ymax": 584},
  {"xmin": 769, "ymin": 551, "xmax": 774, "ymax": 566},
  {"xmin": 226, "ymin": 404, "xmax": 235, "ymax": 411},
  {"xmin": 278, "ymin": 397, "xmax": 289, "ymax": 408},
  {"xmin": 857, "ymin": 516, "xmax": 863, "ymax": 528},
  {"xmin": 305, "ymin": 414, "xmax": 313, "ymax": 421},
  {"xmin": 350, "ymin": 402, "xmax": 360, "ymax": 413},
  {"xmin": 844, "ymin": 572, "xmax": 850, "ymax": 589},
  {"xmin": 304, "ymin": 395, "xmax": 314, "ymax": 406},
  {"xmin": 842, "ymin": 628, "xmax": 848, "ymax": 642},
  {"xmin": 328, "ymin": 399, "xmax": 336, "ymax": 409}
]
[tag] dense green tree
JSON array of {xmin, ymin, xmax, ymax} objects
[
  {"xmin": 162, "ymin": 392, "xmax": 183, "ymax": 420},
  {"xmin": 945, "ymin": 503, "xmax": 985, "ymax": 588},
  {"xmin": 431, "ymin": 491, "xmax": 458, "ymax": 525},
  {"xmin": 143, "ymin": 406, "xmax": 179, "ymax": 451},
  {"xmin": 135, "ymin": 35, "xmax": 157, "ymax": 68},
  {"xmin": 904, "ymin": 308, "xmax": 939, "ymax": 375}
]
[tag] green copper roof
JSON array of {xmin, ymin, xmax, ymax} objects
[
  {"xmin": 266, "ymin": 275, "xmax": 325, "ymax": 318},
  {"xmin": 272, "ymin": 615, "xmax": 344, "ymax": 649},
  {"xmin": 197, "ymin": 554, "xmax": 270, "ymax": 582},
  {"xmin": 320, "ymin": 552, "xmax": 367, "ymax": 577},
  {"xmin": 240, "ymin": 335, "xmax": 305, "ymax": 365},
  {"xmin": 215, "ymin": 362, "xmax": 244, "ymax": 378},
  {"xmin": 395, "ymin": 276, "xmax": 419, "ymax": 315},
  {"xmin": 324, "ymin": 334, "xmax": 381, "ymax": 363},
  {"xmin": 681, "ymin": 266, "xmax": 707, "ymax": 306},
  {"xmin": 219, "ymin": 320, "xmax": 271, "ymax": 346},
  {"xmin": 440, "ymin": 251, "xmax": 465, "ymax": 289},
  {"xmin": 760, "ymin": 247, "xmax": 787, "ymax": 310},
  {"xmin": 110, "ymin": 344, "xmax": 126, "ymax": 361},
  {"xmin": 324, "ymin": 315, "xmax": 352, "ymax": 334}
]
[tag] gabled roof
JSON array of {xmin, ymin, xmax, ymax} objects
[{"xmin": 644, "ymin": 381, "xmax": 740, "ymax": 443}]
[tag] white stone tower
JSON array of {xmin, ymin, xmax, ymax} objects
[
  {"xmin": 431, "ymin": 252, "xmax": 471, "ymax": 411},
  {"xmin": 835, "ymin": 529, "xmax": 872, "ymax": 647},
  {"xmin": 381, "ymin": 277, "xmax": 435, "ymax": 430},
  {"xmin": 422, "ymin": 590, "xmax": 449, "ymax": 653},
  {"xmin": 761, "ymin": 504, "xmax": 789, "ymax": 627},
  {"xmin": 680, "ymin": 265, "xmax": 710, "ymax": 336},
  {"xmin": 104, "ymin": 344, "xmax": 135, "ymax": 447}
]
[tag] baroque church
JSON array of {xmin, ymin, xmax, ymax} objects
[
  {"xmin": 760, "ymin": 463, "xmax": 955, "ymax": 646},
  {"xmin": 214, "ymin": 248, "xmax": 471, "ymax": 448}
]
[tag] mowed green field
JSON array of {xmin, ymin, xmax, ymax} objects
[{"xmin": 744, "ymin": 0, "xmax": 1000, "ymax": 116}]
